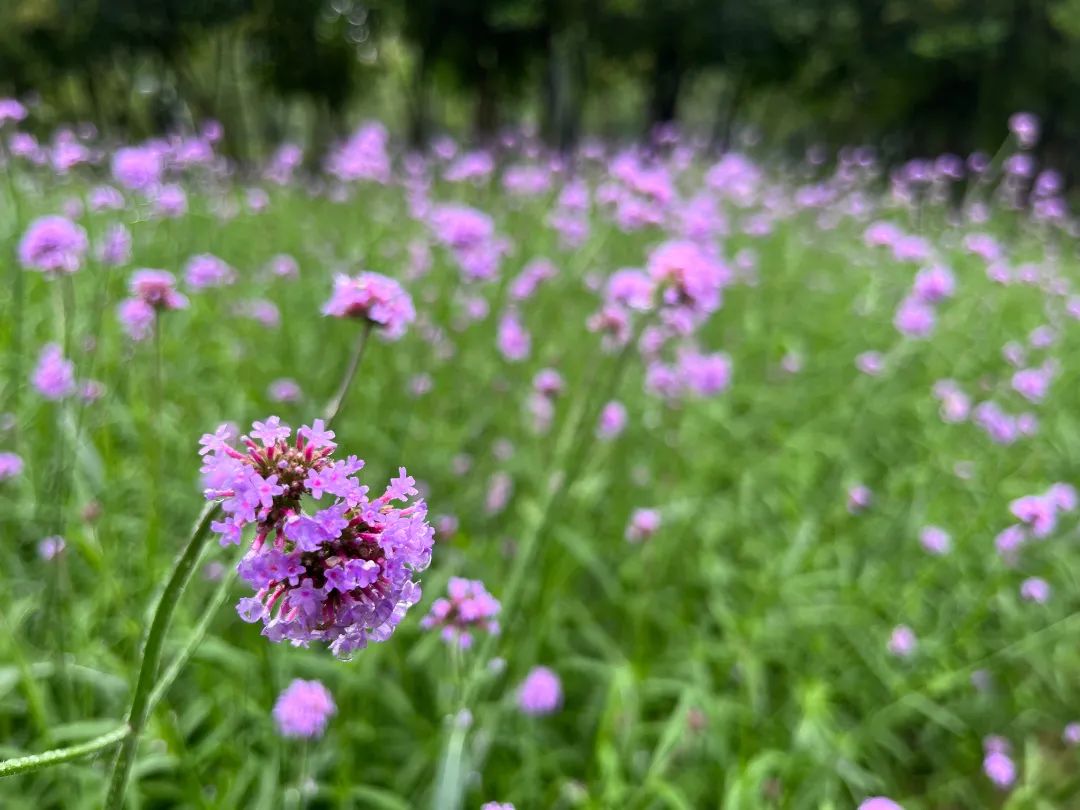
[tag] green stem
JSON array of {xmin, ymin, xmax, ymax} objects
[
  {"xmin": 104, "ymin": 502, "xmax": 221, "ymax": 807},
  {"xmin": 323, "ymin": 321, "xmax": 373, "ymax": 427},
  {"xmin": 0, "ymin": 724, "xmax": 129, "ymax": 778},
  {"xmin": 146, "ymin": 561, "xmax": 237, "ymax": 715}
]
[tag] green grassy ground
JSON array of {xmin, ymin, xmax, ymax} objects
[{"xmin": 0, "ymin": 149, "xmax": 1078, "ymax": 809}]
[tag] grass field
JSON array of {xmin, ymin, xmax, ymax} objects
[{"xmin": 0, "ymin": 119, "xmax": 1079, "ymax": 809}]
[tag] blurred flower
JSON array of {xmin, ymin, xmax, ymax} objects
[
  {"xmin": 597, "ymin": 401, "xmax": 627, "ymax": 440},
  {"xmin": 273, "ymin": 679, "xmax": 336, "ymax": 739},
  {"xmin": 18, "ymin": 216, "xmax": 88, "ymax": 275},
  {"xmin": 323, "ymin": 272, "xmax": 415, "ymax": 340},
  {"xmin": 37, "ymin": 536, "xmax": 65, "ymax": 560},
  {"xmin": 888, "ymin": 625, "xmax": 917, "ymax": 658},
  {"xmin": 1020, "ymin": 576, "xmax": 1051, "ymax": 603},
  {"xmin": 919, "ymin": 526, "xmax": 951, "ymax": 555},
  {"xmin": 626, "ymin": 508, "xmax": 661, "ymax": 543},
  {"xmin": 0, "ymin": 452, "xmax": 24, "ymax": 480},
  {"xmin": 185, "ymin": 254, "xmax": 236, "ymax": 289},
  {"xmin": 31, "ymin": 344, "xmax": 75, "ymax": 400},
  {"xmin": 421, "ymin": 577, "xmax": 501, "ymax": 648},
  {"xmin": 497, "ymin": 310, "xmax": 531, "ymax": 362},
  {"xmin": 858, "ymin": 800, "xmax": 903, "ymax": 810},
  {"xmin": 268, "ymin": 378, "xmax": 302, "ymax": 403},
  {"xmin": 517, "ymin": 666, "xmax": 562, "ymax": 715},
  {"xmin": 847, "ymin": 485, "xmax": 872, "ymax": 514}
]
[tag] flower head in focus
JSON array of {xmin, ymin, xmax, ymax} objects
[{"xmin": 200, "ymin": 417, "xmax": 434, "ymax": 658}]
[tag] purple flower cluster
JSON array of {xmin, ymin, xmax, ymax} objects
[
  {"xmin": 200, "ymin": 417, "xmax": 434, "ymax": 657},
  {"xmin": 421, "ymin": 576, "xmax": 501, "ymax": 648},
  {"xmin": 322, "ymin": 272, "xmax": 416, "ymax": 339},
  {"xmin": 118, "ymin": 269, "xmax": 189, "ymax": 340}
]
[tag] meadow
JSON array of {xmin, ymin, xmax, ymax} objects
[{"xmin": 0, "ymin": 109, "xmax": 1078, "ymax": 809}]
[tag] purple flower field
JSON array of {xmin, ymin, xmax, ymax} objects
[{"xmin": 1, "ymin": 107, "xmax": 1080, "ymax": 808}]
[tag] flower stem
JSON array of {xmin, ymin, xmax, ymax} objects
[
  {"xmin": 146, "ymin": 560, "xmax": 237, "ymax": 715},
  {"xmin": 323, "ymin": 321, "xmax": 373, "ymax": 427},
  {"xmin": 0, "ymin": 724, "xmax": 129, "ymax": 778},
  {"xmin": 104, "ymin": 502, "xmax": 221, "ymax": 807}
]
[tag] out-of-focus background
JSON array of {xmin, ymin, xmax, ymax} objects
[{"xmin": 4, "ymin": 0, "xmax": 1079, "ymax": 161}]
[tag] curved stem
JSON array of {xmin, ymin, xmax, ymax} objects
[
  {"xmin": 323, "ymin": 321, "xmax": 373, "ymax": 426},
  {"xmin": 146, "ymin": 561, "xmax": 237, "ymax": 715},
  {"xmin": 0, "ymin": 724, "xmax": 129, "ymax": 778},
  {"xmin": 104, "ymin": 502, "xmax": 220, "ymax": 807}
]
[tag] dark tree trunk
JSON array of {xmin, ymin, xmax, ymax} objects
[{"xmin": 649, "ymin": 46, "xmax": 682, "ymax": 127}]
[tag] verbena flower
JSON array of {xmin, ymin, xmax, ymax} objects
[
  {"xmin": 517, "ymin": 666, "xmax": 562, "ymax": 715},
  {"xmin": 200, "ymin": 417, "xmax": 434, "ymax": 658},
  {"xmin": 626, "ymin": 508, "xmax": 660, "ymax": 542},
  {"xmin": 185, "ymin": 253, "xmax": 236, "ymax": 289},
  {"xmin": 111, "ymin": 145, "xmax": 164, "ymax": 191},
  {"xmin": 919, "ymin": 525, "xmax": 951, "ymax": 555},
  {"xmin": 597, "ymin": 401, "xmax": 627, "ymax": 440},
  {"xmin": 858, "ymin": 800, "xmax": 902, "ymax": 810},
  {"xmin": 118, "ymin": 269, "xmax": 188, "ymax": 341},
  {"xmin": 887, "ymin": 625, "xmax": 916, "ymax": 658},
  {"xmin": 273, "ymin": 679, "xmax": 336, "ymax": 738},
  {"xmin": 0, "ymin": 452, "xmax": 24, "ymax": 480},
  {"xmin": 31, "ymin": 343, "xmax": 75, "ymax": 400},
  {"xmin": 37, "ymin": 536, "xmax": 65, "ymax": 560},
  {"xmin": 18, "ymin": 216, "xmax": 88, "ymax": 275},
  {"xmin": 420, "ymin": 577, "xmax": 500, "ymax": 648},
  {"xmin": 322, "ymin": 272, "xmax": 415, "ymax": 340}
]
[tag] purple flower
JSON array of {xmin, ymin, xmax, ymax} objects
[
  {"xmin": 626, "ymin": 508, "xmax": 661, "ymax": 543},
  {"xmin": 858, "ymin": 800, "xmax": 903, "ymax": 810},
  {"xmin": 202, "ymin": 417, "xmax": 434, "ymax": 657},
  {"xmin": 273, "ymin": 679, "xmax": 336, "ymax": 738},
  {"xmin": 912, "ymin": 264, "xmax": 955, "ymax": 303},
  {"xmin": 185, "ymin": 254, "xmax": 236, "ymax": 289},
  {"xmin": 268, "ymin": 378, "xmax": 302, "ymax": 403},
  {"xmin": 481, "ymin": 804, "xmax": 515, "ymax": 810},
  {"xmin": 1063, "ymin": 723, "xmax": 1080, "ymax": 746},
  {"xmin": 99, "ymin": 224, "xmax": 132, "ymax": 267},
  {"xmin": 893, "ymin": 296, "xmax": 936, "ymax": 339},
  {"xmin": 517, "ymin": 666, "xmax": 562, "ymax": 715},
  {"xmin": 497, "ymin": 311, "xmax": 531, "ymax": 362},
  {"xmin": 37, "ymin": 535, "xmax": 66, "ymax": 560},
  {"xmin": 847, "ymin": 485, "xmax": 872, "ymax": 513},
  {"xmin": 888, "ymin": 625, "xmax": 916, "ymax": 658},
  {"xmin": 0, "ymin": 452, "xmax": 24, "ymax": 480},
  {"xmin": 323, "ymin": 272, "xmax": 415, "ymax": 340},
  {"xmin": 151, "ymin": 183, "xmax": 187, "ymax": 218},
  {"xmin": 111, "ymin": 145, "xmax": 164, "ymax": 191},
  {"xmin": 1020, "ymin": 576, "xmax": 1051, "ymax": 603},
  {"xmin": 0, "ymin": 98, "xmax": 27, "ymax": 124},
  {"xmin": 856, "ymin": 351, "xmax": 885, "ymax": 376},
  {"xmin": 919, "ymin": 526, "xmax": 951, "ymax": 555},
  {"xmin": 678, "ymin": 349, "xmax": 732, "ymax": 396},
  {"xmin": 18, "ymin": 216, "xmax": 88, "ymax": 275},
  {"xmin": 983, "ymin": 750, "xmax": 1016, "ymax": 789},
  {"xmin": 421, "ymin": 577, "xmax": 501, "ymax": 648},
  {"xmin": 130, "ymin": 269, "xmax": 188, "ymax": 311},
  {"xmin": 117, "ymin": 299, "xmax": 155, "ymax": 341},
  {"xmin": 597, "ymin": 401, "xmax": 627, "ymax": 440},
  {"xmin": 31, "ymin": 344, "xmax": 75, "ymax": 400},
  {"xmin": 1009, "ymin": 112, "xmax": 1040, "ymax": 148}
]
